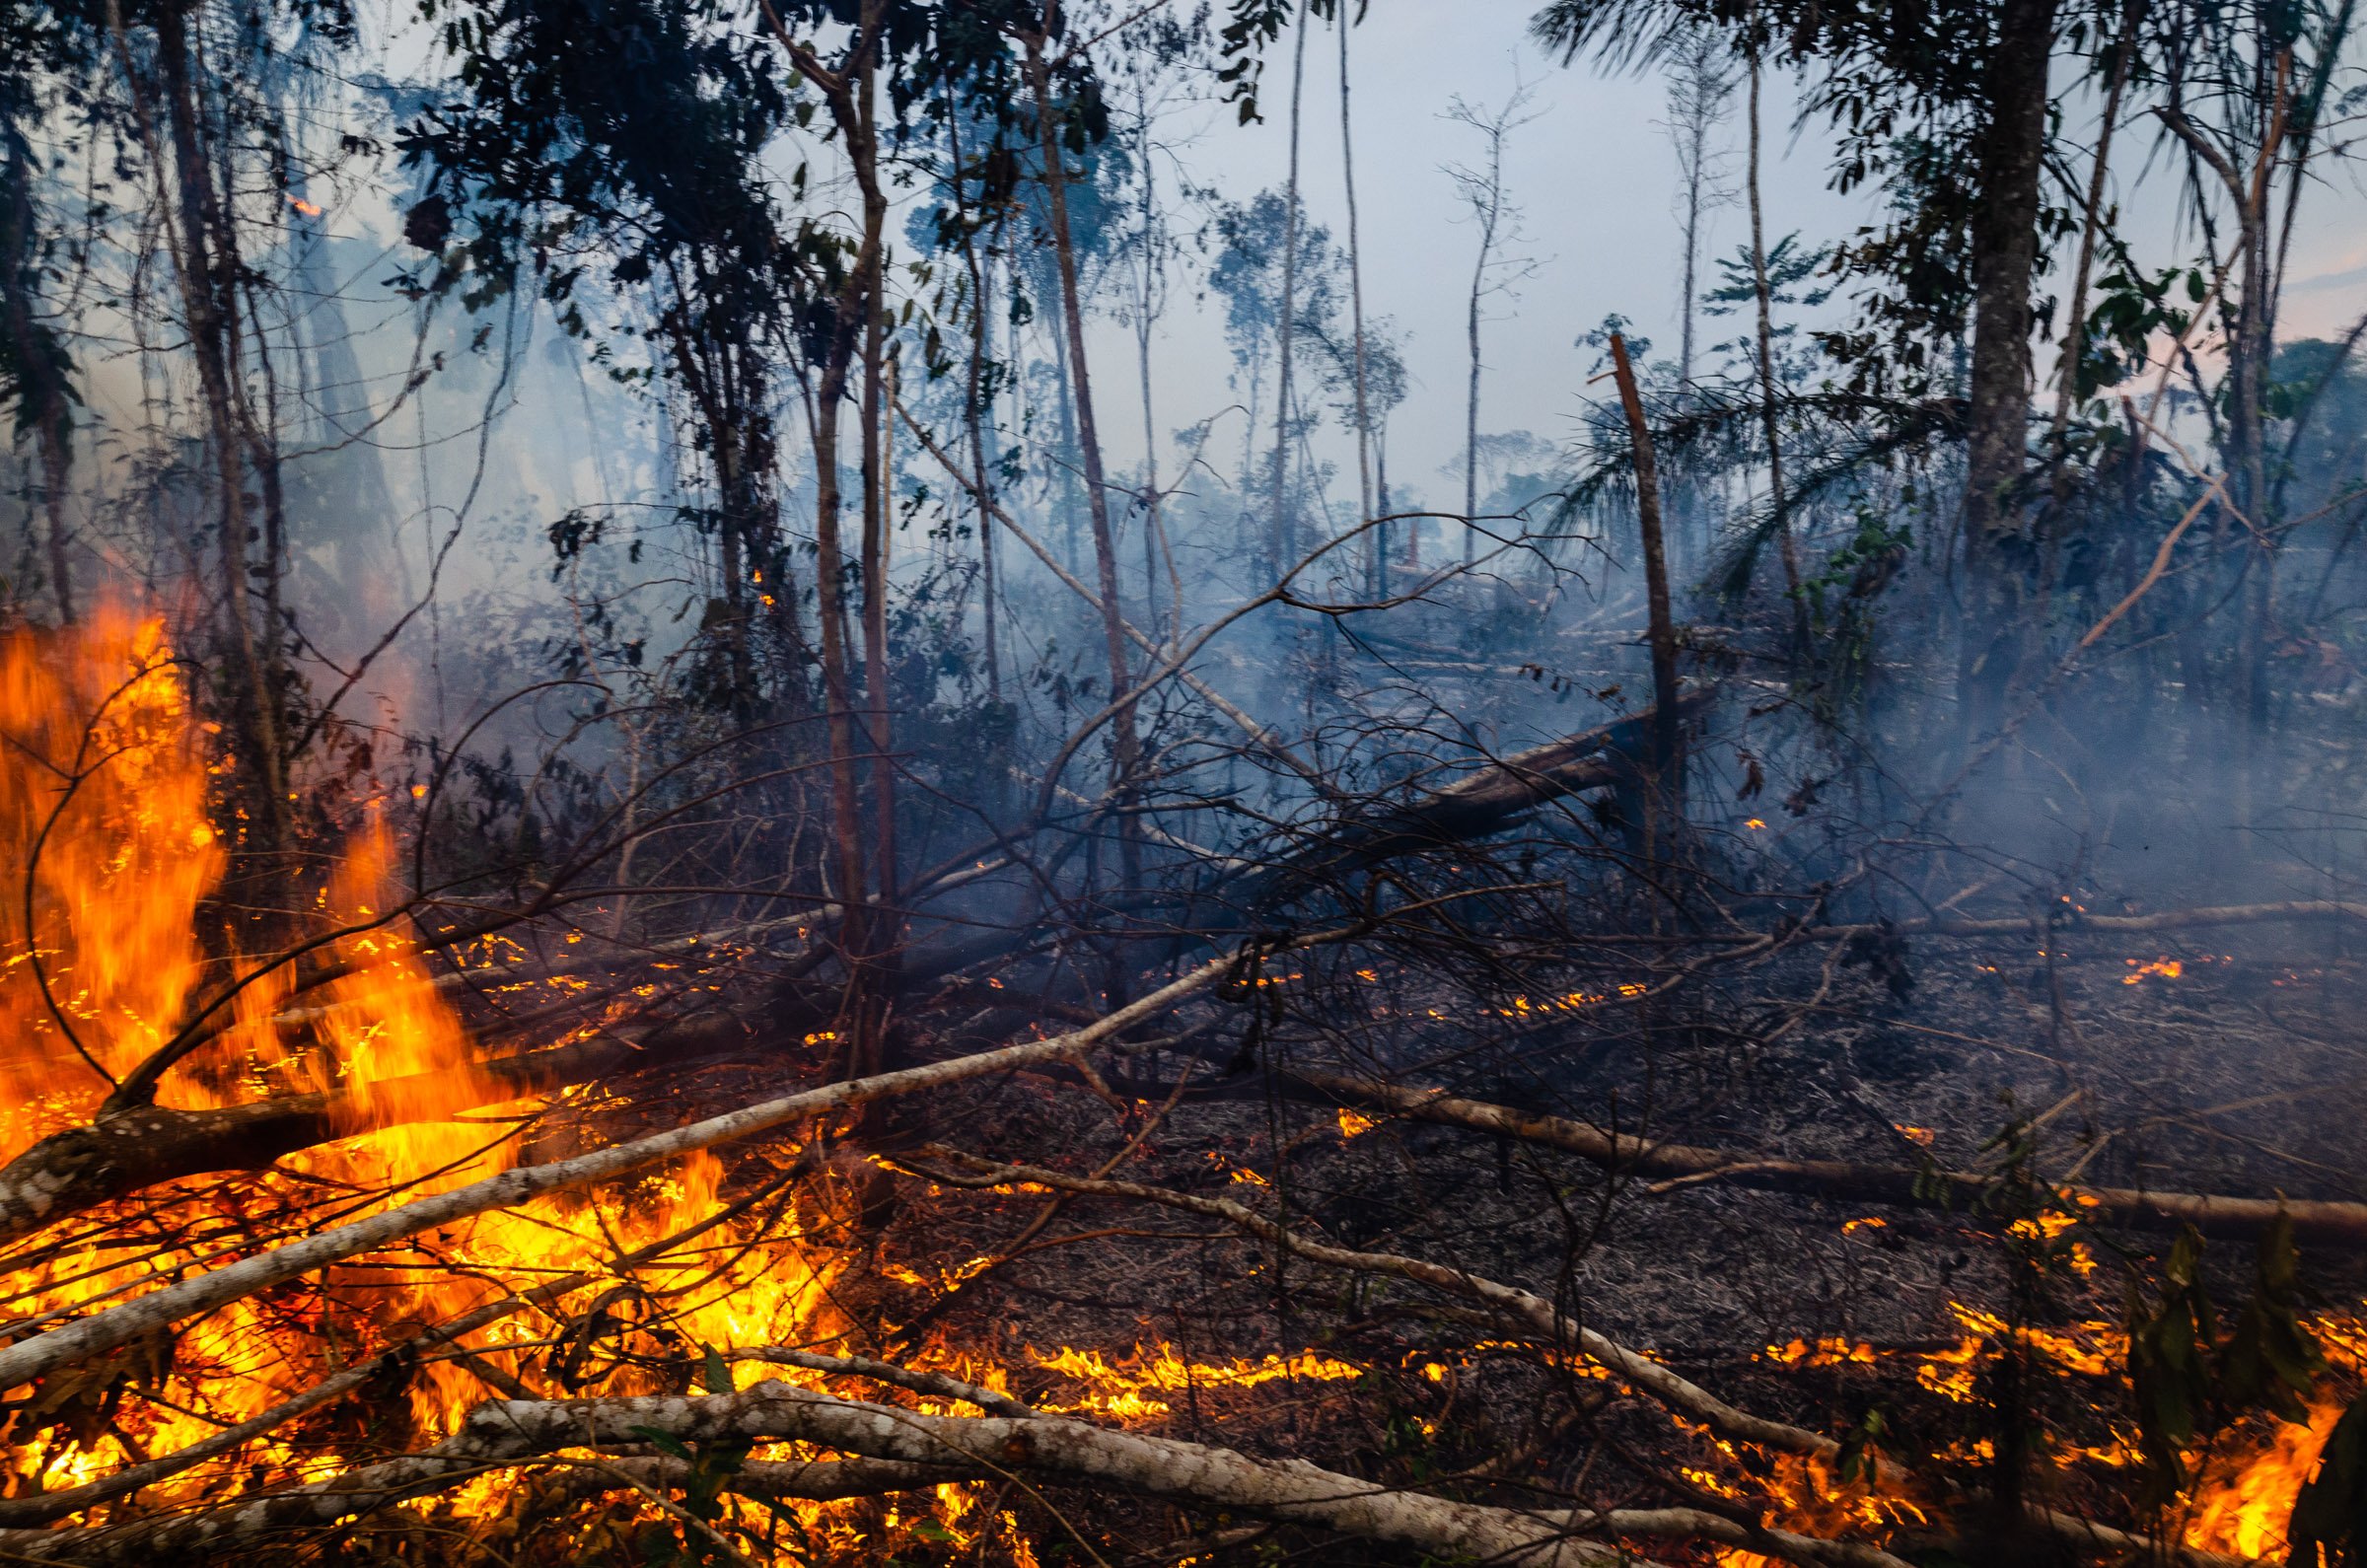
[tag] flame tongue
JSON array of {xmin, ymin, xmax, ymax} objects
[
  {"xmin": 0, "ymin": 612, "xmax": 850, "ymax": 1521},
  {"xmin": 0, "ymin": 607, "xmax": 220, "ymax": 1138}
]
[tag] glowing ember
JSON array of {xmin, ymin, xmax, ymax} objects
[{"xmin": 1031, "ymin": 1343, "xmax": 1365, "ymax": 1419}]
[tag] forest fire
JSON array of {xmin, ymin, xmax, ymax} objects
[
  {"xmin": 8, "ymin": 0, "xmax": 2367, "ymax": 1557},
  {"xmin": 0, "ymin": 614, "xmax": 1402, "ymax": 1554},
  {"xmin": 0, "ymin": 612, "xmax": 862, "ymax": 1534},
  {"xmin": 2, "ymin": 610, "xmax": 2363, "ymax": 1562},
  {"xmin": 1738, "ymin": 1307, "xmax": 2364, "ymax": 1568}
]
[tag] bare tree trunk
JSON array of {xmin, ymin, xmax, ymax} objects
[
  {"xmin": 865, "ymin": 335, "xmax": 897, "ymax": 965},
  {"xmin": 150, "ymin": 0, "xmax": 292, "ymax": 852},
  {"xmin": 1130, "ymin": 79, "xmax": 1170, "ymax": 642},
  {"xmin": 1338, "ymin": 8, "xmax": 1377, "ymax": 593},
  {"xmin": 0, "ymin": 117, "xmax": 76, "ymax": 623},
  {"xmin": 762, "ymin": 7, "xmax": 891, "ymax": 1073},
  {"xmin": 1746, "ymin": 54, "xmax": 1805, "ymax": 649},
  {"xmin": 2047, "ymin": 0, "xmax": 2146, "ymax": 472},
  {"xmin": 977, "ymin": 255, "xmax": 1003, "ymax": 700},
  {"xmin": 1678, "ymin": 160, "xmax": 1704, "ymax": 388},
  {"xmin": 1667, "ymin": 29, "xmax": 1731, "ymax": 391},
  {"xmin": 2231, "ymin": 50, "xmax": 2292, "ymax": 780},
  {"xmin": 1465, "ymin": 224, "xmax": 1483, "ymax": 563},
  {"xmin": 1609, "ymin": 332, "xmax": 1683, "ymax": 816},
  {"xmin": 853, "ymin": 37, "xmax": 897, "ymax": 1076},
  {"xmin": 1028, "ymin": 24, "xmax": 1141, "ymax": 888},
  {"xmin": 1045, "ymin": 288, "xmax": 1082, "ymax": 569},
  {"xmin": 948, "ymin": 109, "xmax": 1002, "ymax": 700},
  {"xmin": 1265, "ymin": 0, "xmax": 1310, "ymax": 576}
]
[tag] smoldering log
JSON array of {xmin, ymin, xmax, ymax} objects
[{"xmin": 1282, "ymin": 1068, "xmax": 2367, "ymax": 1247}]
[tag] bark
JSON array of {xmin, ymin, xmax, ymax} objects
[
  {"xmin": 1264, "ymin": 687, "xmax": 1709, "ymax": 894},
  {"xmin": 1337, "ymin": 9, "xmax": 1377, "ymax": 593},
  {"xmin": 148, "ymin": 0, "xmax": 292, "ymax": 845},
  {"xmin": 1265, "ymin": 0, "xmax": 1312, "ymax": 575},
  {"xmin": 1957, "ymin": 0, "xmax": 2062, "ymax": 736},
  {"xmin": 1027, "ymin": 23, "xmax": 1142, "ymax": 887},
  {"xmin": 1464, "ymin": 181, "xmax": 1486, "ymax": 561},
  {"xmin": 0, "ymin": 118, "xmax": 74, "ymax": 622},
  {"xmin": 859, "ymin": 103, "xmax": 898, "ymax": 1073},
  {"xmin": 1608, "ymin": 332, "xmax": 1683, "ymax": 804},
  {"xmin": 1130, "ymin": 79, "xmax": 1175, "ymax": 642},
  {"xmin": 944, "ymin": 106, "xmax": 1004, "ymax": 700},
  {"xmin": 1746, "ymin": 53, "xmax": 1806, "ymax": 646},
  {"xmin": 764, "ymin": 10, "xmax": 890, "ymax": 1073},
  {"xmin": 1285, "ymin": 1067, "xmax": 2367, "ymax": 1247},
  {"xmin": 0, "ymin": 1380, "xmax": 1661, "ymax": 1567},
  {"xmin": 727, "ymin": 1345, "xmax": 1040, "ymax": 1420}
]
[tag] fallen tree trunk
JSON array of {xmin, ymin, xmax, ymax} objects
[
  {"xmin": 1651, "ymin": 901, "xmax": 2367, "ymax": 947},
  {"xmin": 1285, "ymin": 1069, "xmax": 2367, "ymax": 1247},
  {"xmin": 0, "ymin": 1380, "xmax": 1666, "ymax": 1567},
  {"xmin": 0, "ymin": 1157, "xmax": 802, "ymax": 1527},
  {"xmin": 893, "ymin": 688, "xmax": 1710, "ymax": 982},
  {"xmin": 1874, "ymin": 901, "xmax": 2367, "ymax": 937}
]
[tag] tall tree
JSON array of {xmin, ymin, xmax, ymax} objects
[
  {"xmin": 1023, "ymin": 10, "xmax": 1142, "ymax": 888},
  {"xmin": 1661, "ymin": 24, "xmax": 1735, "ymax": 388},
  {"xmin": 1261, "ymin": 0, "xmax": 1311, "ymax": 577},
  {"xmin": 1442, "ymin": 76, "xmax": 1542, "ymax": 566},
  {"xmin": 1336, "ymin": 1, "xmax": 1378, "ymax": 592},
  {"xmin": 1534, "ymin": 0, "xmax": 2106, "ymax": 736},
  {"xmin": 0, "ymin": 56, "xmax": 77, "ymax": 623}
]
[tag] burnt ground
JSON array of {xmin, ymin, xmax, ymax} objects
[{"xmin": 735, "ymin": 917, "xmax": 2367, "ymax": 1559}]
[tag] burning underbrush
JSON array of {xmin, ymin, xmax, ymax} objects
[{"xmin": 0, "ymin": 611, "xmax": 2364, "ymax": 1567}]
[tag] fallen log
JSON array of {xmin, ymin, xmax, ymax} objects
[
  {"xmin": 1878, "ymin": 900, "xmax": 2367, "ymax": 937},
  {"xmin": 0, "ymin": 1380, "xmax": 1665, "ymax": 1567},
  {"xmin": 0, "ymin": 1156, "xmax": 804, "ymax": 1527},
  {"xmin": 1286, "ymin": 1068, "xmax": 2367, "ymax": 1247}
]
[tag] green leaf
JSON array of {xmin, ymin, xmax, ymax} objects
[
  {"xmin": 701, "ymin": 1345, "xmax": 733, "ymax": 1396},
  {"xmin": 629, "ymin": 1424, "xmax": 694, "ymax": 1462}
]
